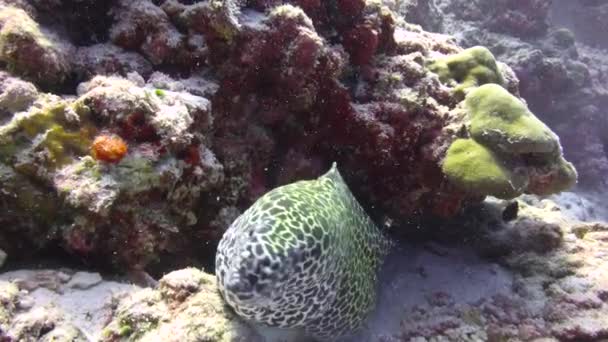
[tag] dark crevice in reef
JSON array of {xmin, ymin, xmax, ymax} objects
[
  {"xmin": 34, "ymin": 0, "xmax": 117, "ymax": 47},
  {"xmin": 62, "ymin": 0, "xmax": 116, "ymax": 46},
  {"xmin": 53, "ymin": 72, "xmax": 82, "ymax": 96},
  {"xmin": 1, "ymin": 243, "xmax": 90, "ymax": 273}
]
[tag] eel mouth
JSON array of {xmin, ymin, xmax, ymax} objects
[
  {"xmin": 225, "ymin": 269, "xmax": 253, "ymax": 295},
  {"xmin": 224, "ymin": 266, "xmax": 275, "ymax": 305}
]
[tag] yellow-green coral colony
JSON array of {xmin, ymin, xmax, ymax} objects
[
  {"xmin": 442, "ymin": 138, "xmax": 527, "ymax": 199},
  {"xmin": 216, "ymin": 163, "xmax": 391, "ymax": 341},
  {"xmin": 429, "ymin": 46, "xmax": 577, "ymax": 199},
  {"xmin": 428, "ymin": 46, "xmax": 504, "ymax": 97},
  {"xmin": 441, "ymin": 84, "xmax": 577, "ymax": 199},
  {"xmin": 467, "ymin": 84, "xmax": 558, "ymax": 154}
]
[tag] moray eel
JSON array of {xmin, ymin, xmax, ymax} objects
[{"xmin": 216, "ymin": 163, "xmax": 392, "ymax": 341}]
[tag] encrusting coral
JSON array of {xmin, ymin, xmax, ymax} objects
[
  {"xmin": 428, "ymin": 46, "xmax": 504, "ymax": 97},
  {"xmin": 442, "ymin": 138, "xmax": 526, "ymax": 199},
  {"xmin": 441, "ymin": 83, "xmax": 577, "ymax": 199}
]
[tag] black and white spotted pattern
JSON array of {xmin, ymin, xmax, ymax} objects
[{"xmin": 216, "ymin": 163, "xmax": 391, "ymax": 341}]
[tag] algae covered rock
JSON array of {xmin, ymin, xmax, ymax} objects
[
  {"xmin": 100, "ymin": 268, "xmax": 258, "ymax": 342},
  {"xmin": 0, "ymin": 94, "xmax": 95, "ymax": 169},
  {"xmin": 0, "ymin": 0, "xmax": 584, "ymax": 269},
  {"xmin": 391, "ymin": 193, "xmax": 608, "ymax": 341},
  {"xmin": 0, "ymin": 280, "xmax": 87, "ymax": 341},
  {"xmin": 0, "ymin": 281, "xmax": 19, "ymax": 331},
  {"xmin": 0, "ymin": 74, "xmax": 224, "ymax": 271},
  {"xmin": 428, "ymin": 46, "xmax": 504, "ymax": 97},
  {"xmin": 0, "ymin": 5, "xmax": 73, "ymax": 88},
  {"xmin": 0, "ymin": 72, "xmax": 38, "ymax": 113}
]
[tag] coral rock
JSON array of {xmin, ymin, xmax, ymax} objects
[
  {"xmin": 0, "ymin": 5, "xmax": 73, "ymax": 88},
  {"xmin": 100, "ymin": 268, "xmax": 258, "ymax": 342}
]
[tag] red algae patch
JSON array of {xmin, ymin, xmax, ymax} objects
[{"xmin": 90, "ymin": 134, "xmax": 128, "ymax": 163}]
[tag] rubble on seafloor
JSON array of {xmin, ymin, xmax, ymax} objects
[
  {"xmin": 0, "ymin": 0, "xmax": 606, "ymax": 341},
  {"xmin": 0, "ymin": 193, "xmax": 607, "ymax": 341}
]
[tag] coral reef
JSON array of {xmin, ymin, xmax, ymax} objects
[
  {"xmin": 434, "ymin": 0, "xmax": 608, "ymax": 189},
  {"xmin": 100, "ymin": 268, "xmax": 258, "ymax": 342},
  {"xmin": 552, "ymin": 0, "xmax": 608, "ymax": 49},
  {"xmin": 436, "ymin": 0, "xmax": 551, "ymax": 38},
  {"xmin": 0, "ymin": 1, "xmax": 604, "ymax": 342},
  {"xmin": 394, "ymin": 0, "xmax": 443, "ymax": 32},
  {"xmin": 0, "ymin": 0, "xmax": 578, "ymax": 272},
  {"xmin": 0, "ymin": 74, "xmax": 223, "ymax": 271}
]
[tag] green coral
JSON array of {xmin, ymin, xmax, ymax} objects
[
  {"xmin": 428, "ymin": 46, "xmax": 503, "ymax": 97},
  {"xmin": 117, "ymin": 324, "xmax": 134, "ymax": 337},
  {"xmin": 442, "ymin": 84, "xmax": 577, "ymax": 199},
  {"xmin": 466, "ymin": 84, "xmax": 558, "ymax": 154},
  {"xmin": 442, "ymin": 139, "xmax": 526, "ymax": 199}
]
